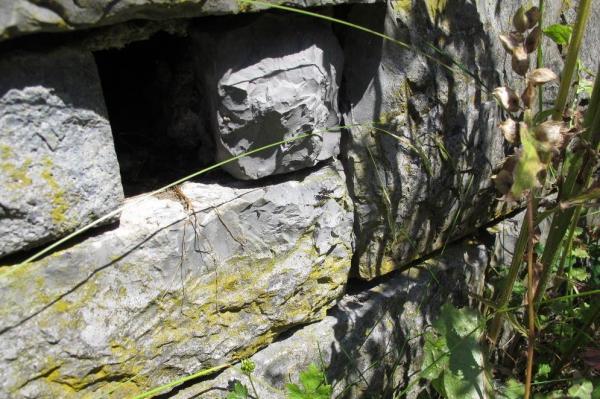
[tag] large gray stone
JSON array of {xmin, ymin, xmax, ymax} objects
[
  {"xmin": 339, "ymin": 1, "xmax": 565, "ymax": 280},
  {"xmin": 193, "ymin": 13, "xmax": 344, "ymax": 180},
  {"xmin": 172, "ymin": 241, "xmax": 488, "ymax": 399},
  {"xmin": 0, "ymin": 162, "xmax": 353, "ymax": 398},
  {"xmin": 0, "ymin": 0, "xmax": 383, "ymax": 42},
  {"xmin": 0, "ymin": 47, "xmax": 124, "ymax": 258}
]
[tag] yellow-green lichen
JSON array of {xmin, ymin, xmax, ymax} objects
[
  {"xmin": 393, "ymin": 0, "xmax": 412, "ymax": 13},
  {"xmin": 41, "ymin": 156, "xmax": 69, "ymax": 225},
  {"xmin": 1, "ymin": 156, "xmax": 32, "ymax": 189},
  {"xmin": 424, "ymin": 0, "xmax": 448, "ymax": 22}
]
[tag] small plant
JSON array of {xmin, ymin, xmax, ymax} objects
[
  {"xmin": 421, "ymin": 304, "xmax": 488, "ymax": 398},
  {"xmin": 286, "ymin": 363, "xmax": 332, "ymax": 399},
  {"xmin": 227, "ymin": 359, "xmax": 260, "ymax": 399}
]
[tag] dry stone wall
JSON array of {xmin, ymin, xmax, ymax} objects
[{"xmin": 0, "ymin": 0, "xmax": 596, "ymax": 398}]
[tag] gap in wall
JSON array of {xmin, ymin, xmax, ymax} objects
[{"xmin": 94, "ymin": 31, "xmax": 215, "ymax": 197}]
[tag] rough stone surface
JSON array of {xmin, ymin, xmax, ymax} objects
[
  {"xmin": 563, "ymin": 0, "xmax": 600, "ymax": 73},
  {"xmin": 0, "ymin": 162, "xmax": 353, "ymax": 398},
  {"xmin": 0, "ymin": 47, "xmax": 124, "ymax": 258},
  {"xmin": 0, "ymin": 0, "xmax": 383, "ymax": 42},
  {"xmin": 172, "ymin": 241, "xmax": 489, "ymax": 399},
  {"xmin": 339, "ymin": 1, "xmax": 564, "ymax": 280},
  {"xmin": 193, "ymin": 13, "xmax": 344, "ymax": 180}
]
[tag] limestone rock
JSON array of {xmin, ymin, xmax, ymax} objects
[
  {"xmin": 0, "ymin": 47, "xmax": 124, "ymax": 258},
  {"xmin": 339, "ymin": 1, "xmax": 562, "ymax": 279},
  {"xmin": 193, "ymin": 13, "xmax": 343, "ymax": 180},
  {"xmin": 0, "ymin": 162, "xmax": 353, "ymax": 398},
  {"xmin": 0, "ymin": 0, "xmax": 384, "ymax": 42},
  {"xmin": 172, "ymin": 242, "xmax": 489, "ymax": 399}
]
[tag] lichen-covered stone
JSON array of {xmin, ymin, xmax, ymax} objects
[
  {"xmin": 0, "ymin": 47, "xmax": 124, "ymax": 258},
  {"xmin": 193, "ymin": 13, "xmax": 343, "ymax": 180},
  {"xmin": 172, "ymin": 241, "xmax": 488, "ymax": 399},
  {"xmin": 0, "ymin": 162, "xmax": 353, "ymax": 398},
  {"xmin": 0, "ymin": 0, "xmax": 383, "ymax": 42},
  {"xmin": 339, "ymin": 1, "xmax": 564, "ymax": 280}
]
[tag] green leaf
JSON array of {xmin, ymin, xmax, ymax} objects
[
  {"xmin": 286, "ymin": 364, "xmax": 332, "ymax": 399},
  {"xmin": 535, "ymin": 363, "xmax": 552, "ymax": 380},
  {"xmin": 422, "ymin": 331, "xmax": 449, "ymax": 381},
  {"xmin": 499, "ymin": 378, "xmax": 525, "ymax": 399},
  {"xmin": 511, "ymin": 127, "xmax": 544, "ymax": 199},
  {"xmin": 227, "ymin": 381, "xmax": 249, "ymax": 399},
  {"xmin": 578, "ymin": 79, "xmax": 594, "ymax": 96},
  {"xmin": 570, "ymin": 267, "xmax": 589, "ymax": 282},
  {"xmin": 533, "ymin": 108, "xmax": 555, "ymax": 125},
  {"xmin": 422, "ymin": 303, "xmax": 486, "ymax": 399},
  {"xmin": 543, "ymin": 24, "xmax": 573, "ymax": 45},
  {"xmin": 572, "ymin": 247, "xmax": 590, "ymax": 259},
  {"xmin": 568, "ymin": 379, "xmax": 593, "ymax": 399}
]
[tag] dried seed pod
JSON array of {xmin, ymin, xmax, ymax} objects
[
  {"xmin": 527, "ymin": 68, "xmax": 558, "ymax": 85},
  {"xmin": 513, "ymin": 6, "xmax": 529, "ymax": 32},
  {"xmin": 525, "ymin": 7, "xmax": 541, "ymax": 29},
  {"xmin": 521, "ymin": 82, "xmax": 536, "ymax": 109},
  {"xmin": 535, "ymin": 120, "xmax": 565, "ymax": 148},
  {"xmin": 525, "ymin": 26, "xmax": 541, "ymax": 53},
  {"xmin": 499, "ymin": 118, "xmax": 520, "ymax": 143},
  {"xmin": 493, "ymin": 169, "xmax": 514, "ymax": 195},
  {"xmin": 493, "ymin": 86, "xmax": 520, "ymax": 112},
  {"xmin": 511, "ymin": 46, "xmax": 530, "ymax": 76},
  {"xmin": 499, "ymin": 32, "xmax": 524, "ymax": 53}
]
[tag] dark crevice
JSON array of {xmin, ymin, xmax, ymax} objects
[{"xmin": 94, "ymin": 31, "xmax": 216, "ymax": 197}]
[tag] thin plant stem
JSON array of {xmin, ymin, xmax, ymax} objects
[
  {"xmin": 552, "ymin": 0, "xmax": 592, "ymax": 121},
  {"xmin": 129, "ymin": 363, "xmax": 230, "ymax": 399},
  {"xmin": 240, "ymin": 0, "xmax": 489, "ymax": 91},
  {"xmin": 535, "ymin": 66, "xmax": 600, "ymax": 306},
  {"xmin": 2, "ymin": 125, "xmax": 361, "ymax": 274},
  {"xmin": 524, "ymin": 193, "xmax": 536, "ymax": 399},
  {"xmin": 488, "ymin": 212, "xmax": 529, "ymax": 344},
  {"xmin": 537, "ymin": 0, "xmax": 545, "ymax": 113},
  {"xmin": 247, "ymin": 374, "xmax": 260, "ymax": 399}
]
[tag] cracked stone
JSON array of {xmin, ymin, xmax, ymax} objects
[
  {"xmin": 192, "ymin": 13, "xmax": 344, "ymax": 180},
  {"xmin": 0, "ymin": 46, "xmax": 124, "ymax": 258},
  {"xmin": 0, "ymin": 161, "xmax": 353, "ymax": 398}
]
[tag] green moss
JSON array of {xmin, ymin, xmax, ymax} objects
[{"xmin": 41, "ymin": 156, "xmax": 69, "ymax": 225}]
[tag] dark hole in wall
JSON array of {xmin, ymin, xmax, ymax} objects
[{"xmin": 94, "ymin": 31, "xmax": 215, "ymax": 197}]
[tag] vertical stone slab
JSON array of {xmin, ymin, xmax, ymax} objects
[
  {"xmin": 340, "ymin": 1, "xmax": 564, "ymax": 280},
  {"xmin": 0, "ymin": 47, "xmax": 124, "ymax": 257}
]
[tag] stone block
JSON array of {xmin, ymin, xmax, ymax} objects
[
  {"xmin": 0, "ymin": 162, "xmax": 353, "ymax": 398},
  {"xmin": 0, "ymin": 47, "xmax": 124, "ymax": 258},
  {"xmin": 193, "ymin": 13, "xmax": 343, "ymax": 180},
  {"xmin": 172, "ymin": 242, "xmax": 488, "ymax": 399}
]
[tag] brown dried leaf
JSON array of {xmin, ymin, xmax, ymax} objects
[
  {"xmin": 493, "ymin": 169, "xmax": 513, "ymax": 195},
  {"xmin": 512, "ymin": 46, "xmax": 530, "ymax": 76},
  {"xmin": 525, "ymin": 7, "xmax": 541, "ymax": 29},
  {"xmin": 513, "ymin": 6, "xmax": 529, "ymax": 32},
  {"xmin": 534, "ymin": 120, "xmax": 565, "ymax": 148},
  {"xmin": 499, "ymin": 32, "xmax": 524, "ymax": 53},
  {"xmin": 493, "ymin": 86, "xmax": 520, "ymax": 112},
  {"xmin": 521, "ymin": 83, "xmax": 536, "ymax": 109},
  {"xmin": 499, "ymin": 118, "xmax": 520, "ymax": 143},
  {"xmin": 525, "ymin": 26, "xmax": 541, "ymax": 53},
  {"xmin": 528, "ymin": 68, "xmax": 558, "ymax": 85}
]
